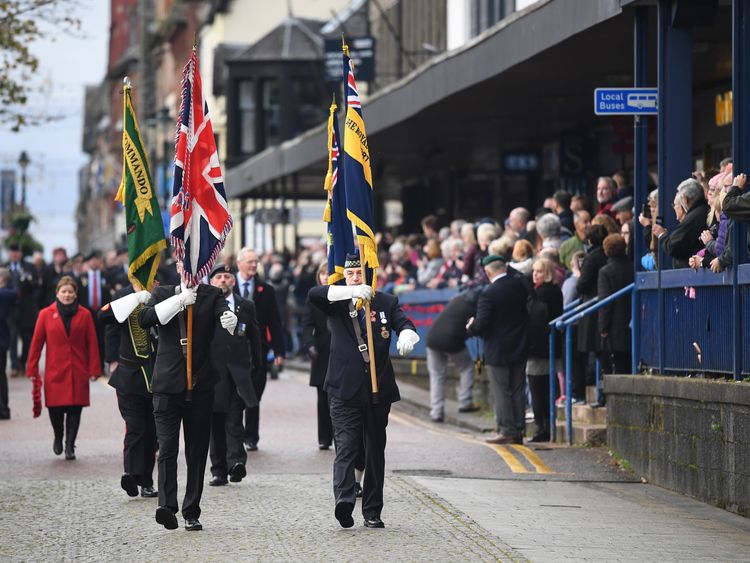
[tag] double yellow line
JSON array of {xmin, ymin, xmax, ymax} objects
[{"xmin": 390, "ymin": 411, "xmax": 554, "ymax": 475}]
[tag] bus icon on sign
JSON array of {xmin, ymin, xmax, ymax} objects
[{"xmin": 627, "ymin": 93, "xmax": 657, "ymax": 110}]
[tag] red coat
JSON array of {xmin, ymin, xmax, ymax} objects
[{"xmin": 26, "ymin": 303, "xmax": 101, "ymax": 408}]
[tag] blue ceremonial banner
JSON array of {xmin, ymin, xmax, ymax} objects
[
  {"xmin": 342, "ymin": 41, "xmax": 379, "ymax": 290},
  {"xmin": 323, "ymin": 98, "xmax": 354, "ymax": 285}
]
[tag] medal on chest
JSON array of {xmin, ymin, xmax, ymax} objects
[{"xmin": 379, "ymin": 311, "xmax": 389, "ymax": 339}]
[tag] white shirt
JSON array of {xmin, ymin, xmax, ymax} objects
[{"xmin": 225, "ymin": 293, "xmax": 235, "ymax": 310}]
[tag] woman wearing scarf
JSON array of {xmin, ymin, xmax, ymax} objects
[{"xmin": 26, "ymin": 276, "xmax": 101, "ymax": 460}]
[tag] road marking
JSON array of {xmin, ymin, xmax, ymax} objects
[
  {"xmin": 511, "ymin": 445, "xmax": 554, "ymax": 474},
  {"xmin": 390, "ymin": 410, "xmax": 555, "ymax": 475},
  {"xmin": 489, "ymin": 445, "xmax": 529, "ymax": 473}
]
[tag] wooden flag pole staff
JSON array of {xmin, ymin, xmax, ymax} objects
[{"xmin": 359, "ymin": 243, "xmax": 380, "ymax": 404}]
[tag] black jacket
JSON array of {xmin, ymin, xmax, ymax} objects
[
  {"xmin": 211, "ymin": 293, "xmax": 261, "ymax": 412},
  {"xmin": 99, "ymin": 286, "xmax": 156, "ymax": 397},
  {"xmin": 659, "ymin": 197, "xmax": 710, "ymax": 269},
  {"xmin": 722, "ymin": 185, "xmax": 750, "ymax": 220},
  {"xmin": 425, "ymin": 288, "xmax": 481, "ymax": 354},
  {"xmin": 308, "ymin": 287, "xmax": 415, "ymax": 404},
  {"xmin": 527, "ymin": 282, "xmax": 563, "ymax": 359},
  {"xmin": 466, "ymin": 273, "xmax": 529, "ymax": 366},
  {"xmin": 597, "ymin": 256, "xmax": 634, "ymax": 353},
  {"xmin": 301, "ymin": 295, "xmax": 331, "ymax": 387},
  {"xmin": 244, "ymin": 276, "xmax": 285, "ymax": 360},
  {"xmin": 138, "ymin": 284, "xmax": 229, "ymax": 394},
  {"xmin": 77, "ymin": 269, "xmax": 112, "ymax": 313},
  {"xmin": 576, "ymin": 245, "xmax": 607, "ymax": 353},
  {"xmin": 3, "ymin": 261, "xmax": 39, "ymax": 330}
]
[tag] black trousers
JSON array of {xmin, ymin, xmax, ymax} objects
[
  {"xmin": 316, "ymin": 387, "xmax": 333, "ymax": 447},
  {"xmin": 210, "ymin": 392, "xmax": 247, "ymax": 477},
  {"xmin": 527, "ymin": 373, "xmax": 550, "ymax": 435},
  {"xmin": 117, "ymin": 391, "xmax": 157, "ymax": 487},
  {"xmin": 8, "ymin": 324, "xmax": 32, "ymax": 372},
  {"xmin": 329, "ymin": 383, "xmax": 390, "ymax": 520},
  {"xmin": 244, "ymin": 357, "xmax": 268, "ymax": 444},
  {"xmin": 48, "ymin": 406, "xmax": 82, "ymax": 447},
  {"xmin": 0, "ymin": 347, "xmax": 8, "ymax": 414},
  {"xmin": 152, "ymin": 389, "xmax": 213, "ymax": 520}
]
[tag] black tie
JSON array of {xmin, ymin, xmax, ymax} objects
[{"xmin": 242, "ymin": 282, "xmax": 250, "ymax": 299}]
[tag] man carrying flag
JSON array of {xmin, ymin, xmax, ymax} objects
[
  {"xmin": 100, "ymin": 77, "xmax": 166, "ymax": 500},
  {"xmin": 138, "ymin": 49, "xmax": 237, "ymax": 532},
  {"xmin": 309, "ymin": 42, "xmax": 420, "ymax": 530}
]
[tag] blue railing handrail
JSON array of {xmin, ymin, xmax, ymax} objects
[
  {"xmin": 549, "ymin": 283, "xmax": 635, "ymax": 445},
  {"xmin": 559, "ymin": 283, "xmax": 635, "ymax": 327},
  {"xmin": 549, "ymin": 297, "xmax": 598, "ymax": 328},
  {"xmin": 563, "ymin": 298, "xmax": 581, "ymax": 312}
]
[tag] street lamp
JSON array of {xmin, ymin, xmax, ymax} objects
[{"xmin": 18, "ymin": 150, "xmax": 29, "ymax": 208}]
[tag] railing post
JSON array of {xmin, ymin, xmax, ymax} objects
[
  {"xmin": 732, "ymin": 0, "xmax": 748, "ymax": 381},
  {"xmin": 595, "ymin": 357, "xmax": 602, "ymax": 403},
  {"xmin": 632, "ymin": 6, "xmax": 648, "ymax": 375},
  {"xmin": 549, "ymin": 328, "xmax": 556, "ymax": 442},
  {"xmin": 565, "ymin": 324, "xmax": 573, "ymax": 446}
]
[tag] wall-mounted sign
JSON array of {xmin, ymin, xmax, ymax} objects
[
  {"xmin": 502, "ymin": 151, "xmax": 541, "ymax": 174},
  {"xmin": 594, "ymin": 88, "xmax": 659, "ymax": 115},
  {"xmin": 324, "ymin": 37, "xmax": 375, "ymax": 83}
]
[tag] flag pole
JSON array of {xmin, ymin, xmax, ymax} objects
[{"xmin": 359, "ymin": 243, "xmax": 380, "ymax": 404}]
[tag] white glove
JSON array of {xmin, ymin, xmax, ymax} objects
[
  {"xmin": 178, "ymin": 286, "xmax": 198, "ymax": 307},
  {"xmin": 220, "ymin": 310, "xmax": 238, "ymax": 334},
  {"xmin": 326, "ymin": 284, "xmax": 373, "ymax": 302},
  {"xmin": 111, "ymin": 293, "xmax": 140, "ymax": 323},
  {"xmin": 135, "ymin": 290, "xmax": 152, "ymax": 304},
  {"xmin": 396, "ymin": 329, "xmax": 420, "ymax": 356}
]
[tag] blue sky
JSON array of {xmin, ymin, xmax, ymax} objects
[{"xmin": 0, "ymin": 0, "xmax": 109, "ymax": 258}]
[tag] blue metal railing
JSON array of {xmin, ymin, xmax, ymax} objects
[{"xmin": 548, "ymin": 283, "xmax": 635, "ymax": 445}]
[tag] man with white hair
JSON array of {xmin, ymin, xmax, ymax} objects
[
  {"xmin": 595, "ymin": 176, "xmax": 618, "ymax": 219},
  {"xmin": 651, "ymin": 178, "xmax": 710, "ymax": 269}
]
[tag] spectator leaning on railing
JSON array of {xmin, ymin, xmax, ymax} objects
[
  {"xmin": 722, "ymin": 173, "xmax": 750, "ymax": 219},
  {"xmin": 651, "ymin": 178, "xmax": 710, "ymax": 269}
]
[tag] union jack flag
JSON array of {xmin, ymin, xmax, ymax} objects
[{"xmin": 170, "ymin": 50, "xmax": 232, "ymax": 287}]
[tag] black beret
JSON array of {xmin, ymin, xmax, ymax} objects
[
  {"xmin": 344, "ymin": 252, "xmax": 361, "ymax": 269},
  {"xmin": 482, "ymin": 254, "xmax": 509, "ymax": 266},
  {"xmin": 209, "ymin": 263, "xmax": 232, "ymax": 280}
]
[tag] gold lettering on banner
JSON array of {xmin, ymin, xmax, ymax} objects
[
  {"xmin": 124, "ymin": 130, "xmax": 155, "ymax": 222},
  {"xmin": 344, "ymin": 111, "xmax": 373, "ymax": 187}
]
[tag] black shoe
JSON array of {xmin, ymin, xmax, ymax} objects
[
  {"xmin": 155, "ymin": 506, "xmax": 178, "ymax": 530},
  {"xmin": 364, "ymin": 517, "xmax": 385, "ymax": 528},
  {"xmin": 529, "ymin": 432, "xmax": 550, "ymax": 443},
  {"xmin": 140, "ymin": 486, "xmax": 158, "ymax": 498},
  {"xmin": 229, "ymin": 463, "xmax": 246, "ymax": 483},
  {"xmin": 458, "ymin": 404, "xmax": 481, "ymax": 413},
  {"xmin": 318, "ymin": 443, "xmax": 331, "ymax": 450},
  {"xmin": 65, "ymin": 445, "xmax": 76, "ymax": 460},
  {"xmin": 590, "ymin": 400, "xmax": 606, "ymax": 409},
  {"xmin": 0, "ymin": 408, "xmax": 10, "ymax": 420},
  {"xmin": 185, "ymin": 518, "xmax": 202, "ymax": 531},
  {"xmin": 431, "ymin": 415, "xmax": 444, "ymax": 423},
  {"xmin": 244, "ymin": 440, "xmax": 258, "ymax": 452},
  {"xmin": 334, "ymin": 501, "xmax": 354, "ymax": 528},
  {"xmin": 121, "ymin": 474, "xmax": 139, "ymax": 497},
  {"xmin": 53, "ymin": 437, "xmax": 63, "ymax": 456},
  {"xmin": 209, "ymin": 475, "xmax": 228, "ymax": 487},
  {"xmin": 354, "ymin": 482, "xmax": 363, "ymax": 498}
]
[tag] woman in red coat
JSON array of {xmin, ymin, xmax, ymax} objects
[{"xmin": 27, "ymin": 276, "xmax": 101, "ymax": 460}]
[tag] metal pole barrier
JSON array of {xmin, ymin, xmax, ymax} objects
[
  {"xmin": 549, "ymin": 328, "xmax": 556, "ymax": 442},
  {"xmin": 595, "ymin": 356, "xmax": 601, "ymax": 403},
  {"xmin": 565, "ymin": 324, "xmax": 573, "ymax": 446}
]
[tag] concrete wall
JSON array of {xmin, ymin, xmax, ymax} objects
[{"xmin": 605, "ymin": 375, "xmax": 750, "ymax": 517}]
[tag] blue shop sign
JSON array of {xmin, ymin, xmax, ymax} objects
[{"xmin": 594, "ymin": 88, "xmax": 658, "ymax": 115}]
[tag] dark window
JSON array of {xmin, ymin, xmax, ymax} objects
[
  {"xmin": 293, "ymin": 79, "xmax": 325, "ymax": 136},
  {"xmin": 262, "ymin": 79, "xmax": 281, "ymax": 147},
  {"xmin": 239, "ymin": 80, "xmax": 255, "ymax": 154}
]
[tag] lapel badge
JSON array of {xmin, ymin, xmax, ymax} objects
[{"xmin": 381, "ymin": 327, "xmax": 390, "ymax": 339}]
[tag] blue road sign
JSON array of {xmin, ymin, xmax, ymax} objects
[{"xmin": 594, "ymin": 88, "xmax": 658, "ymax": 115}]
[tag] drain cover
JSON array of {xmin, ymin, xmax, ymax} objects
[{"xmin": 392, "ymin": 469, "xmax": 453, "ymax": 477}]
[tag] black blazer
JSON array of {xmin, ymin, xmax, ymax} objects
[
  {"xmin": 308, "ymin": 287, "xmax": 415, "ymax": 404},
  {"xmin": 301, "ymin": 295, "xmax": 331, "ymax": 387},
  {"xmin": 242, "ymin": 276, "xmax": 285, "ymax": 360},
  {"xmin": 467, "ymin": 273, "xmax": 529, "ymax": 366},
  {"xmin": 597, "ymin": 256, "xmax": 634, "ymax": 353},
  {"xmin": 77, "ymin": 269, "xmax": 112, "ymax": 313},
  {"xmin": 659, "ymin": 198, "xmax": 710, "ymax": 269},
  {"xmin": 99, "ymin": 286, "xmax": 156, "ymax": 397},
  {"xmin": 211, "ymin": 293, "xmax": 261, "ymax": 412},
  {"xmin": 425, "ymin": 288, "xmax": 481, "ymax": 354},
  {"xmin": 3, "ymin": 261, "xmax": 39, "ymax": 330},
  {"xmin": 138, "ymin": 284, "xmax": 229, "ymax": 394}
]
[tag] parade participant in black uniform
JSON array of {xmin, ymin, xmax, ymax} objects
[
  {"xmin": 3, "ymin": 243, "xmax": 39, "ymax": 378},
  {"xmin": 207, "ymin": 263, "xmax": 262, "ymax": 487},
  {"xmin": 308, "ymin": 252, "xmax": 420, "ymax": 529},
  {"xmin": 235, "ymin": 247, "xmax": 285, "ymax": 452},
  {"xmin": 99, "ymin": 284, "xmax": 159, "ymax": 498},
  {"xmin": 138, "ymin": 265, "xmax": 237, "ymax": 531}
]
